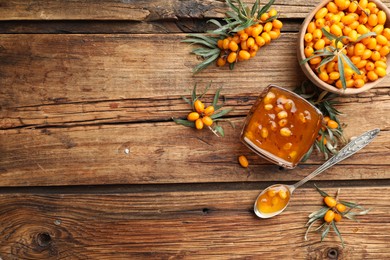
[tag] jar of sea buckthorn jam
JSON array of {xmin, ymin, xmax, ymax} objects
[{"xmin": 241, "ymin": 85, "xmax": 323, "ymax": 169}]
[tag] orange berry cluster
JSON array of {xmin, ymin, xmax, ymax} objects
[
  {"xmin": 304, "ymin": 0, "xmax": 390, "ymax": 89},
  {"xmin": 216, "ymin": 9, "xmax": 283, "ymax": 67},
  {"xmin": 187, "ymin": 100, "xmax": 214, "ymax": 130},
  {"xmin": 323, "ymin": 196, "xmax": 346, "ymax": 223}
]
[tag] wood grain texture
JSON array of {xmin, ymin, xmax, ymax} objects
[
  {"xmin": 1, "ymin": 33, "xmax": 389, "ymax": 110},
  {"xmin": 0, "ymin": 120, "xmax": 389, "ymax": 187},
  {"xmin": 0, "ymin": 187, "xmax": 389, "ymax": 259},
  {"xmin": 1, "ymin": 0, "xmax": 389, "ymax": 21}
]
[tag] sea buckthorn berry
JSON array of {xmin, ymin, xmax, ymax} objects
[
  {"xmin": 368, "ymin": 14, "xmax": 378, "ymax": 27},
  {"xmin": 356, "ymin": 60, "xmax": 368, "ymax": 69},
  {"xmin": 217, "ymin": 39, "xmax": 223, "ymax": 49},
  {"xmin": 244, "ymin": 26, "xmax": 253, "ymax": 36},
  {"xmin": 247, "ymin": 37, "xmax": 255, "ymax": 48},
  {"xmin": 351, "ymin": 55, "xmax": 361, "ymax": 65},
  {"xmin": 264, "ymin": 22, "xmax": 273, "ymax": 32},
  {"xmin": 288, "ymin": 151, "xmax": 297, "ymax": 159},
  {"xmin": 377, "ymin": 35, "xmax": 388, "ymax": 46},
  {"xmin": 319, "ymin": 71, "xmax": 330, "ymax": 81},
  {"xmin": 202, "ymin": 116, "xmax": 213, "ymax": 126},
  {"xmin": 255, "ymin": 36, "xmax": 266, "ymax": 47},
  {"xmin": 375, "ymin": 67, "xmax": 386, "ymax": 77},
  {"xmin": 240, "ymin": 33, "xmax": 249, "ymax": 42},
  {"xmin": 329, "ymin": 71, "xmax": 340, "ymax": 80},
  {"xmin": 344, "ymin": 67, "xmax": 354, "ymax": 79},
  {"xmin": 195, "ymin": 118, "xmax": 204, "ymax": 130},
  {"xmin": 375, "ymin": 60, "xmax": 387, "ymax": 69},
  {"xmin": 354, "ymin": 78, "xmax": 365, "ymax": 88},
  {"xmin": 357, "ymin": 24, "xmax": 369, "ymax": 35},
  {"xmin": 261, "ymin": 127, "xmax": 269, "ymax": 138},
  {"xmin": 204, "ymin": 106, "xmax": 215, "ymax": 116},
  {"xmin": 239, "ymin": 50, "xmax": 251, "ymax": 60},
  {"xmin": 371, "ymin": 50, "xmax": 381, "ymax": 61},
  {"xmin": 268, "ymin": 189, "xmax": 276, "ymax": 197},
  {"xmin": 238, "ymin": 155, "xmax": 249, "ymax": 168},
  {"xmin": 383, "ymin": 28, "xmax": 390, "ymax": 40},
  {"xmin": 280, "ymin": 127, "xmax": 292, "ymax": 137},
  {"xmin": 261, "ymin": 32, "xmax": 271, "ymax": 44},
  {"xmin": 269, "ymin": 30, "xmax": 280, "ymax": 40},
  {"xmin": 187, "ymin": 112, "xmax": 200, "ymax": 121},
  {"xmin": 232, "ymin": 35, "xmax": 240, "ymax": 43},
  {"xmin": 317, "ymin": 135, "xmax": 327, "ymax": 145},
  {"xmin": 377, "ymin": 10, "xmax": 386, "ymax": 24},
  {"xmin": 264, "ymin": 104, "xmax": 273, "ymax": 110},
  {"xmin": 362, "ymin": 49, "xmax": 372, "ymax": 60},
  {"xmin": 367, "ymin": 38, "xmax": 377, "ymax": 50},
  {"xmin": 314, "ymin": 39, "xmax": 326, "ymax": 50},
  {"xmin": 240, "ymin": 40, "xmax": 248, "ymax": 50},
  {"xmin": 324, "ymin": 196, "xmax": 337, "ymax": 207},
  {"xmin": 268, "ymin": 8, "xmax": 277, "ymax": 17},
  {"xmin": 273, "ymin": 19, "xmax": 283, "ymax": 29},
  {"xmin": 334, "ymin": 213, "xmax": 342, "ymax": 222},
  {"xmin": 342, "ymin": 14, "xmax": 355, "ymax": 25},
  {"xmin": 194, "ymin": 100, "xmax": 205, "ymax": 113},
  {"xmin": 260, "ymin": 13, "xmax": 269, "ymax": 22},
  {"xmin": 264, "ymin": 92, "xmax": 276, "ymax": 104},
  {"xmin": 349, "ymin": 1, "xmax": 358, "ymax": 12},
  {"xmin": 312, "ymin": 29, "xmax": 323, "ymax": 41},
  {"xmin": 359, "ymin": 0, "xmax": 368, "ymax": 9},
  {"xmin": 278, "ymin": 119, "xmax": 288, "ymax": 127},
  {"xmin": 251, "ymin": 27, "xmax": 261, "ymax": 38},
  {"xmin": 327, "ymin": 119, "xmax": 339, "ymax": 129},
  {"xmin": 309, "ymin": 56, "xmax": 322, "ymax": 65},
  {"xmin": 278, "ymin": 190, "xmax": 287, "ymax": 199},
  {"xmin": 379, "ymin": 46, "xmax": 389, "ymax": 56},
  {"xmin": 366, "ymin": 61, "xmax": 375, "ymax": 71},
  {"xmin": 217, "ymin": 57, "xmax": 226, "ymax": 67},
  {"xmin": 283, "ymin": 142, "xmax": 293, "ymax": 150},
  {"xmin": 227, "ymin": 51, "xmax": 237, "ymax": 63},
  {"xmin": 327, "ymin": 1, "xmax": 338, "ymax": 13},
  {"xmin": 367, "ymin": 70, "xmax": 379, "ymax": 81},
  {"xmin": 330, "ymin": 24, "xmax": 342, "ymax": 36},
  {"xmin": 222, "ymin": 38, "xmax": 230, "ymax": 50},
  {"xmin": 315, "ymin": 7, "xmax": 328, "ymax": 19},
  {"xmin": 335, "ymin": 0, "xmax": 346, "ymax": 9},
  {"xmin": 277, "ymin": 111, "xmax": 288, "ymax": 119},
  {"xmin": 315, "ymin": 18, "xmax": 326, "ymax": 28},
  {"xmin": 372, "ymin": 24, "xmax": 384, "ymax": 35},
  {"xmin": 305, "ymin": 33, "xmax": 313, "ymax": 42},
  {"xmin": 336, "ymin": 203, "xmax": 346, "ymax": 213},
  {"xmin": 348, "ymin": 30, "xmax": 358, "ymax": 42},
  {"xmin": 228, "ymin": 41, "xmax": 238, "ymax": 52}
]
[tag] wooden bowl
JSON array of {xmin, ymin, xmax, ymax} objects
[{"xmin": 297, "ymin": 0, "xmax": 390, "ymax": 95}]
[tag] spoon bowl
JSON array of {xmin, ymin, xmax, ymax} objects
[{"xmin": 254, "ymin": 129, "xmax": 380, "ymax": 219}]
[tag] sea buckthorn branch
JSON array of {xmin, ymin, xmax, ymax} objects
[
  {"xmin": 295, "ymin": 81, "xmax": 347, "ymax": 161},
  {"xmin": 304, "ymin": 184, "xmax": 370, "ymax": 247},
  {"xmin": 183, "ymin": 0, "xmax": 283, "ymax": 73},
  {"xmin": 172, "ymin": 83, "xmax": 234, "ymax": 137}
]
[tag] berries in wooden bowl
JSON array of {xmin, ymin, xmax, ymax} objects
[{"xmin": 298, "ymin": 0, "xmax": 390, "ymax": 94}]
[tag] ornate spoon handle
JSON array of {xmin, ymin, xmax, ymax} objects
[{"xmin": 291, "ymin": 128, "xmax": 380, "ymax": 191}]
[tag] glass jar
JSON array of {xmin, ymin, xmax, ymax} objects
[{"xmin": 241, "ymin": 85, "xmax": 323, "ymax": 169}]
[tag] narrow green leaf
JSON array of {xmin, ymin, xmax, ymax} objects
[
  {"xmin": 207, "ymin": 19, "xmax": 223, "ymax": 28},
  {"xmin": 355, "ymin": 32, "xmax": 377, "ymax": 42},
  {"xmin": 258, "ymin": 0, "xmax": 276, "ymax": 19},
  {"xmin": 301, "ymin": 145, "xmax": 314, "ymax": 162},
  {"xmin": 182, "ymin": 38, "xmax": 216, "ymax": 49},
  {"xmin": 181, "ymin": 96, "xmax": 192, "ymax": 106},
  {"xmin": 193, "ymin": 52, "xmax": 220, "ymax": 73},
  {"xmin": 212, "ymin": 87, "xmax": 223, "ymax": 107},
  {"xmin": 314, "ymin": 222, "xmax": 327, "ymax": 232},
  {"xmin": 172, "ymin": 118, "xmax": 195, "ymax": 128},
  {"xmin": 340, "ymin": 52, "xmax": 361, "ymax": 75},
  {"xmin": 317, "ymin": 56, "xmax": 335, "ymax": 73},
  {"xmin": 337, "ymin": 56, "xmax": 347, "ymax": 90},
  {"xmin": 186, "ymin": 33, "xmax": 218, "ymax": 45},
  {"xmin": 238, "ymin": 0, "xmax": 248, "ymax": 17},
  {"xmin": 308, "ymin": 206, "xmax": 329, "ymax": 219},
  {"xmin": 210, "ymin": 107, "xmax": 233, "ymax": 119},
  {"xmin": 226, "ymin": 0, "xmax": 240, "ymax": 13},
  {"xmin": 321, "ymin": 28, "xmax": 337, "ymax": 41},
  {"xmin": 251, "ymin": 0, "xmax": 259, "ymax": 17},
  {"xmin": 214, "ymin": 125, "xmax": 225, "ymax": 137},
  {"xmin": 300, "ymin": 53, "xmax": 334, "ymax": 65},
  {"xmin": 335, "ymin": 36, "xmax": 350, "ymax": 48},
  {"xmin": 229, "ymin": 62, "xmax": 236, "ymax": 70},
  {"xmin": 264, "ymin": 14, "xmax": 278, "ymax": 23},
  {"xmin": 191, "ymin": 48, "xmax": 220, "ymax": 56},
  {"xmin": 314, "ymin": 184, "xmax": 330, "ymax": 197},
  {"xmin": 331, "ymin": 221, "xmax": 345, "ymax": 247},
  {"xmin": 304, "ymin": 218, "xmax": 320, "ymax": 241},
  {"xmin": 339, "ymin": 200, "xmax": 365, "ymax": 210},
  {"xmin": 321, "ymin": 224, "xmax": 331, "ymax": 242},
  {"xmin": 198, "ymin": 82, "xmax": 211, "ymax": 99}
]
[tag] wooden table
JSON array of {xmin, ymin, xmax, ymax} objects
[{"xmin": 1, "ymin": 0, "xmax": 389, "ymax": 259}]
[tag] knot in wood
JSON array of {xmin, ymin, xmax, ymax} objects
[
  {"xmin": 36, "ymin": 232, "xmax": 52, "ymax": 248},
  {"xmin": 327, "ymin": 248, "xmax": 339, "ymax": 259}
]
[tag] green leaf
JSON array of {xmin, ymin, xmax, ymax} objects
[
  {"xmin": 339, "ymin": 200, "xmax": 365, "ymax": 210},
  {"xmin": 193, "ymin": 52, "xmax": 220, "ymax": 73},
  {"xmin": 337, "ymin": 55, "xmax": 347, "ymax": 90},
  {"xmin": 192, "ymin": 83, "xmax": 197, "ymax": 104},
  {"xmin": 172, "ymin": 118, "xmax": 195, "ymax": 128},
  {"xmin": 229, "ymin": 62, "xmax": 236, "ymax": 70},
  {"xmin": 237, "ymin": 0, "xmax": 248, "ymax": 17},
  {"xmin": 191, "ymin": 47, "xmax": 220, "ymax": 56},
  {"xmin": 212, "ymin": 87, "xmax": 223, "ymax": 107},
  {"xmin": 258, "ymin": 0, "xmax": 276, "ymax": 19},
  {"xmin": 321, "ymin": 224, "xmax": 331, "ymax": 242},
  {"xmin": 304, "ymin": 218, "xmax": 320, "ymax": 241},
  {"xmin": 355, "ymin": 32, "xmax": 377, "ymax": 42},
  {"xmin": 317, "ymin": 55, "xmax": 335, "ymax": 72},
  {"xmin": 308, "ymin": 206, "xmax": 329, "ymax": 220},
  {"xmin": 198, "ymin": 82, "xmax": 212, "ymax": 99},
  {"xmin": 301, "ymin": 144, "xmax": 314, "ymax": 162},
  {"xmin": 335, "ymin": 36, "xmax": 350, "ymax": 49},
  {"xmin": 181, "ymin": 96, "xmax": 192, "ymax": 106},
  {"xmin": 264, "ymin": 14, "xmax": 278, "ymax": 23},
  {"xmin": 314, "ymin": 184, "xmax": 330, "ymax": 197},
  {"xmin": 321, "ymin": 28, "xmax": 337, "ymax": 41},
  {"xmin": 182, "ymin": 38, "xmax": 216, "ymax": 49},
  {"xmin": 207, "ymin": 19, "xmax": 223, "ymax": 28},
  {"xmin": 210, "ymin": 107, "xmax": 233, "ymax": 119},
  {"xmin": 300, "ymin": 52, "xmax": 334, "ymax": 65},
  {"xmin": 340, "ymin": 52, "xmax": 361, "ymax": 75},
  {"xmin": 251, "ymin": 0, "xmax": 259, "ymax": 17},
  {"xmin": 214, "ymin": 125, "xmax": 225, "ymax": 137},
  {"xmin": 226, "ymin": 0, "xmax": 239, "ymax": 13},
  {"xmin": 331, "ymin": 221, "xmax": 345, "ymax": 247}
]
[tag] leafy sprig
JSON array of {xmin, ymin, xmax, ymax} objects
[
  {"xmin": 295, "ymin": 82, "xmax": 347, "ymax": 161},
  {"xmin": 300, "ymin": 28, "xmax": 376, "ymax": 90},
  {"xmin": 173, "ymin": 83, "xmax": 234, "ymax": 137},
  {"xmin": 305, "ymin": 184, "xmax": 370, "ymax": 247}
]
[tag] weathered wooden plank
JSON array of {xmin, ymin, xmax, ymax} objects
[
  {"xmin": 1, "ymin": 0, "xmax": 389, "ymax": 21},
  {"xmin": 0, "ymin": 186, "xmax": 389, "ymax": 259},
  {"xmin": 0, "ymin": 119, "xmax": 388, "ymax": 187},
  {"xmin": 1, "ymin": 33, "xmax": 389, "ymax": 111}
]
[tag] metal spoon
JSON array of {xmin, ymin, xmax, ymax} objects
[{"xmin": 254, "ymin": 128, "xmax": 380, "ymax": 219}]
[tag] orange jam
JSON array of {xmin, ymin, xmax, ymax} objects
[
  {"xmin": 241, "ymin": 85, "xmax": 323, "ymax": 168},
  {"xmin": 257, "ymin": 185, "xmax": 290, "ymax": 214}
]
